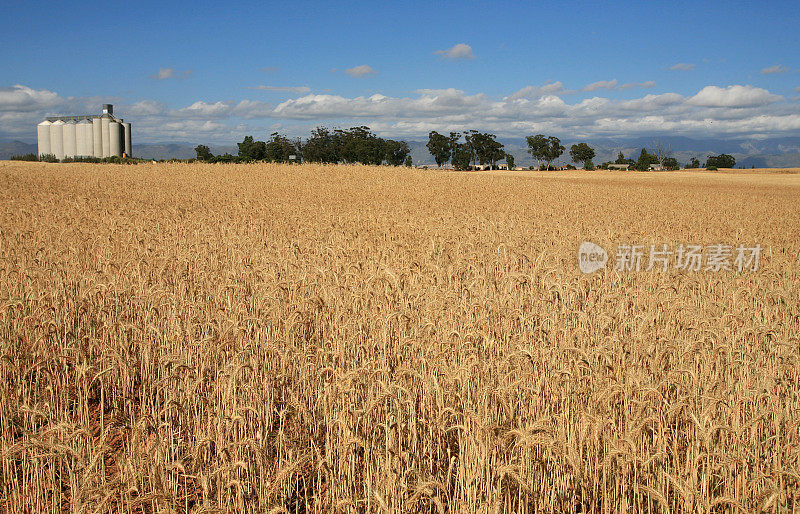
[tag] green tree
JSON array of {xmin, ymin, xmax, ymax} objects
[
  {"xmin": 635, "ymin": 148, "xmax": 658, "ymax": 171},
  {"xmin": 465, "ymin": 130, "xmax": 504, "ymax": 166},
  {"xmin": 451, "ymin": 143, "xmax": 472, "ymax": 171},
  {"xmin": 302, "ymin": 127, "xmax": 340, "ymax": 163},
  {"xmin": 265, "ymin": 132, "xmax": 297, "ymax": 162},
  {"xmin": 505, "ymin": 152, "xmax": 515, "ymax": 170},
  {"xmin": 404, "ymin": 155, "xmax": 413, "ymax": 167},
  {"xmin": 706, "ymin": 154, "xmax": 735, "ymax": 168},
  {"xmin": 526, "ymin": 134, "xmax": 564, "ymax": 170},
  {"xmin": 569, "ymin": 143, "xmax": 596, "ymax": 169},
  {"xmin": 663, "ymin": 157, "xmax": 680, "ymax": 170},
  {"xmin": 688, "ymin": 157, "xmax": 700, "ymax": 169},
  {"xmin": 526, "ymin": 134, "xmax": 548, "ymax": 170},
  {"xmin": 426, "ymin": 131, "xmax": 451, "ymax": 166},
  {"xmin": 448, "ymin": 132, "xmax": 461, "ymax": 166},
  {"xmin": 194, "ymin": 145, "xmax": 213, "ymax": 161},
  {"xmin": 237, "ymin": 136, "xmax": 267, "ymax": 161},
  {"xmin": 384, "ymin": 140, "xmax": 410, "ymax": 166}
]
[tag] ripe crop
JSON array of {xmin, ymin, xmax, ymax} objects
[{"xmin": 1, "ymin": 161, "xmax": 798, "ymax": 512}]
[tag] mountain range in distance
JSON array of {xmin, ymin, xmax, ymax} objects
[{"xmin": 2, "ymin": 135, "xmax": 800, "ymax": 168}]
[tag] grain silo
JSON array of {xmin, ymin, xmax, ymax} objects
[
  {"xmin": 92, "ymin": 118, "xmax": 102, "ymax": 157},
  {"xmin": 76, "ymin": 119, "xmax": 90, "ymax": 156},
  {"xmin": 37, "ymin": 104, "xmax": 133, "ymax": 160},
  {"xmin": 37, "ymin": 120, "xmax": 51, "ymax": 158},
  {"xmin": 63, "ymin": 121, "xmax": 77, "ymax": 158},
  {"xmin": 50, "ymin": 120, "xmax": 65, "ymax": 160}
]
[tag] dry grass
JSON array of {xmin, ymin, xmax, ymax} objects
[{"xmin": 1, "ymin": 161, "xmax": 799, "ymax": 513}]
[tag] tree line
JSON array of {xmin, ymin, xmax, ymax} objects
[
  {"xmin": 427, "ymin": 131, "xmax": 602, "ymax": 171},
  {"xmin": 195, "ymin": 126, "xmax": 412, "ymax": 166},
  {"xmin": 191, "ymin": 125, "xmax": 737, "ymax": 171}
]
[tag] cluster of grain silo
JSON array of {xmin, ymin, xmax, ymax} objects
[{"xmin": 37, "ymin": 104, "xmax": 132, "ymax": 160}]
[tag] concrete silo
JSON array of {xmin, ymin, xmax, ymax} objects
[
  {"xmin": 76, "ymin": 119, "xmax": 90, "ymax": 157},
  {"xmin": 109, "ymin": 121, "xmax": 122, "ymax": 157},
  {"xmin": 122, "ymin": 122, "xmax": 132, "ymax": 157},
  {"xmin": 37, "ymin": 120, "xmax": 52, "ymax": 158},
  {"xmin": 101, "ymin": 117, "xmax": 110, "ymax": 158},
  {"xmin": 84, "ymin": 120, "xmax": 94, "ymax": 157},
  {"xmin": 63, "ymin": 121, "xmax": 77, "ymax": 158},
  {"xmin": 92, "ymin": 117, "xmax": 102, "ymax": 158},
  {"xmin": 38, "ymin": 104, "xmax": 132, "ymax": 161},
  {"xmin": 50, "ymin": 120, "xmax": 65, "ymax": 160}
]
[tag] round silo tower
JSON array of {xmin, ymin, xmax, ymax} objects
[
  {"xmin": 37, "ymin": 120, "xmax": 52, "ymax": 158},
  {"xmin": 63, "ymin": 120, "xmax": 77, "ymax": 159},
  {"xmin": 109, "ymin": 120, "xmax": 121, "ymax": 157},
  {"xmin": 50, "ymin": 120, "xmax": 65, "ymax": 161},
  {"xmin": 101, "ymin": 117, "xmax": 111, "ymax": 157},
  {"xmin": 76, "ymin": 119, "xmax": 89, "ymax": 157},
  {"xmin": 84, "ymin": 119, "xmax": 94, "ymax": 157},
  {"xmin": 121, "ymin": 122, "xmax": 132, "ymax": 157},
  {"xmin": 92, "ymin": 118, "xmax": 102, "ymax": 158}
]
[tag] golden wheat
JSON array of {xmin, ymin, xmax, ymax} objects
[{"xmin": 0, "ymin": 161, "xmax": 798, "ymax": 512}]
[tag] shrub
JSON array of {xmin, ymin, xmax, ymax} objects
[{"xmin": 10, "ymin": 153, "xmax": 39, "ymax": 161}]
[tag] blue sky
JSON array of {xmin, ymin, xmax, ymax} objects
[{"xmin": 1, "ymin": 0, "xmax": 799, "ymax": 143}]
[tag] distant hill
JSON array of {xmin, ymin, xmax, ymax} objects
[
  {"xmin": 4, "ymin": 136, "xmax": 800, "ymax": 168},
  {"xmin": 133, "ymin": 143, "xmax": 238, "ymax": 160},
  {"xmin": 0, "ymin": 140, "xmax": 36, "ymax": 159}
]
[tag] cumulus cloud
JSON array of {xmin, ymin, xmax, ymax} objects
[
  {"xmin": 761, "ymin": 64, "xmax": 789, "ymax": 75},
  {"xmin": 670, "ymin": 63, "xmax": 695, "ymax": 71},
  {"xmin": 128, "ymin": 100, "xmax": 166, "ymax": 116},
  {"xmin": 151, "ymin": 67, "xmax": 192, "ymax": 80},
  {"xmin": 4, "ymin": 82, "xmax": 799, "ymax": 144},
  {"xmin": 249, "ymin": 85, "xmax": 311, "ymax": 93},
  {"xmin": 344, "ymin": 65, "xmax": 377, "ymax": 77},
  {"xmin": 175, "ymin": 101, "xmax": 235, "ymax": 118},
  {"xmin": 434, "ymin": 43, "xmax": 475, "ymax": 60},
  {"xmin": 0, "ymin": 85, "xmax": 62, "ymax": 112},
  {"xmin": 688, "ymin": 85, "xmax": 783, "ymax": 107}
]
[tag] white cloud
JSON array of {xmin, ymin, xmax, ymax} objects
[
  {"xmin": 583, "ymin": 79, "xmax": 655, "ymax": 92},
  {"xmin": 618, "ymin": 81, "xmax": 656, "ymax": 90},
  {"xmin": 344, "ymin": 65, "xmax": 377, "ymax": 78},
  {"xmin": 249, "ymin": 85, "xmax": 311, "ymax": 93},
  {"xmin": 175, "ymin": 101, "xmax": 234, "ymax": 117},
  {"xmin": 3, "ymin": 82, "xmax": 799, "ymax": 144},
  {"xmin": 129, "ymin": 100, "xmax": 166, "ymax": 116},
  {"xmin": 505, "ymin": 82, "xmax": 573, "ymax": 101},
  {"xmin": 0, "ymin": 85, "xmax": 62, "ymax": 112},
  {"xmin": 761, "ymin": 64, "xmax": 789, "ymax": 75},
  {"xmin": 151, "ymin": 67, "xmax": 192, "ymax": 80},
  {"xmin": 583, "ymin": 79, "xmax": 618, "ymax": 92},
  {"xmin": 670, "ymin": 63, "xmax": 695, "ymax": 71},
  {"xmin": 688, "ymin": 85, "xmax": 783, "ymax": 107},
  {"xmin": 434, "ymin": 43, "xmax": 475, "ymax": 60}
]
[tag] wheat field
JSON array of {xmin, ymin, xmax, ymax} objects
[{"xmin": 1, "ymin": 161, "xmax": 798, "ymax": 513}]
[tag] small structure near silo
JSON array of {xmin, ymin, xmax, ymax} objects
[{"xmin": 38, "ymin": 104, "xmax": 132, "ymax": 160}]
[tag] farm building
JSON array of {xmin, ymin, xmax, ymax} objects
[{"xmin": 37, "ymin": 104, "xmax": 131, "ymax": 160}]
